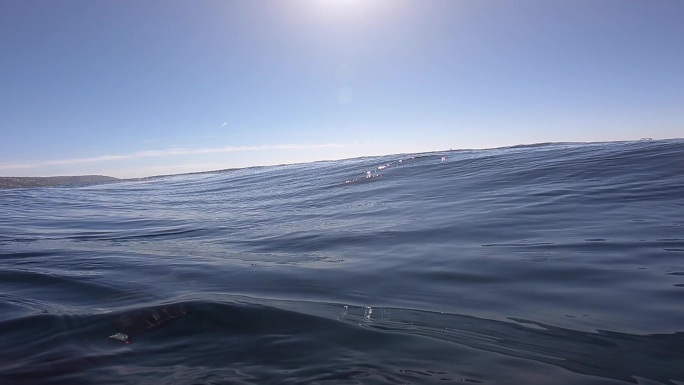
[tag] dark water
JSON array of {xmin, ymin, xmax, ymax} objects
[{"xmin": 1, "ymin": 140, "xmax": 683, "ymax": 385}]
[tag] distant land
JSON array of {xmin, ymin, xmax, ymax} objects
[
  {"xmin": 0, "ymin": 139, "xmax": 674, "ymax": 189},
  {"xmin": 0, "ymin": 175, "xmax": 119, "ymax": 189}
]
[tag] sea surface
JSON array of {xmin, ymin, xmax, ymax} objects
[{"xmin": 1, "ymin": 140, "xmax": 683, "ymax": 385}]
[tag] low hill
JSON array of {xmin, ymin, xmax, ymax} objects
[{"xmin": 0, "ymin": 175, "xmax": 119, "ymax": 189}]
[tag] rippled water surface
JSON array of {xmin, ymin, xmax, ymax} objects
[{"xmin": 1, "ymin": 140, "xmax": 683, "ymax": 384}]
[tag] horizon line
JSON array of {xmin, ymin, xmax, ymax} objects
[{"xmin": 1, "ymin": 137, "xmax": 677, "ymax": 179}]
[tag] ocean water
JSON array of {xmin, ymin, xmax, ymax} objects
[{"xmin": 1, "ymin": 140, "xmax": 683, "ymax": 385}]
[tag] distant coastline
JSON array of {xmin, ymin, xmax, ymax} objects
[
  {"xmin": 1, "ymin": 138, "xmax": 677, "ymax": 189},
  {"xmin": 0, "ymin": 175, "xmax": 119, "ymax": 189}
]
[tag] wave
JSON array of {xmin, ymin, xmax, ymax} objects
[
  {"xmin": 1, "ymin": 139, "xmax": 683, "ymax": 384},
  {"xmin": 1, "ymin": 297, "xmax": 682, "ymax": 384}
]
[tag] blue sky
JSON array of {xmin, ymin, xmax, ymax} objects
[{"xmin": 1, "ymin": 0, "xmax": 682, "ymax": 178}]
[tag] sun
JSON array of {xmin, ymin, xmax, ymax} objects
[
  {"xmin": 298, "ymin": 0, "xmax": 392, "ymax": 26},
  {"xmin": 310, "ymin": 0, "xmax": 377, "ymax": 13},
  {"xmin": 318, "ymin": 0, "xmax": 363, "ymax": 6}
]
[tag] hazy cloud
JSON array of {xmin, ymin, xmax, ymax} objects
[{"xmin": 0, "ymin": 143, "xmax": 350, "ymax": 171}]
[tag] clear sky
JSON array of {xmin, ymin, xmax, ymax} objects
[{"xmin": 1, "ymin": 0, "xmax": 682, "ymax": 178}]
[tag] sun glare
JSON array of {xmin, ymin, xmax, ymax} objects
[
  {"xmin": 319, "ymin": 0, "xmax": 363, "ymax": 7},
  {"xmin": 308, "ymin": 0, "xmax": 383, "ymax": 20}
]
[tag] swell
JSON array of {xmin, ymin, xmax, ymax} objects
[
  {"xmin": 1, "ymin": 139, "xmax": 683, "ymax": 384},
  {"xmin": 1, "ymin": 298, "xmax": 682, "ymax": 385}
]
